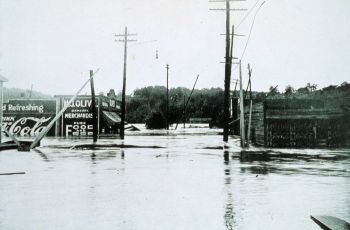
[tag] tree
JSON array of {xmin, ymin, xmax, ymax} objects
[
  {"xmin": 268, "ymin": 85, "xmax": 279, "ymax": 96},
  {"xmin": 145, "ymin": 111, "xmax": 167, "ymax": 129},
  {"xmin": 284, "ymin": 85, "xmax": 295, "ymax": 96},
  {"xmin": 306, "ymin": 83, "xmax": 317, "ymax": 92}
]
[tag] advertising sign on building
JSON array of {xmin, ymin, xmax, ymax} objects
[
  {"xmin": 3, "ymin": 99, "xmax": 56, "ymax": 137},
  {"xmin": 62, "ymin": 97, "xmax": 98, "ymax": 137}
]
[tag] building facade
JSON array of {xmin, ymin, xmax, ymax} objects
[
  {"xmin": 55, "ymin": 90, "xmax": 121, "ymax": 137},
  {"xmin": 2, "ymin": 89, "xmax": 121, "ymax": 138},
  {"xmin": 243, "ymin": 98, "xmax": 349, "ymax": 148}
]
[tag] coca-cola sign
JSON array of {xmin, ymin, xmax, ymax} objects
[{"xmin": 3, "ymin": 99, "xmax": 56, "ymax": 137}]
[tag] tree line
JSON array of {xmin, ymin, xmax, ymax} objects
[
  {"xmin": 125, "ymin": 82, "xmax": 350, "ymax": 128},
  {"xmin": 125, "ymin": 86, "xmax": 225, "ymax": 127}
]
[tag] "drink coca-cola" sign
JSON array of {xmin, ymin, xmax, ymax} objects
[{"xmin": 3, "ymin": 99, "xmax": 56, "ymax": 137}]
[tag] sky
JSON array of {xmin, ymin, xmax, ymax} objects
[{"xmin": 0, "ymin": 0, "xmax": 349, "ymax": 95}]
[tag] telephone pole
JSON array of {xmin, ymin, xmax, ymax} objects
[
  {"xmin": 183, "ymin": 95, "xmax": 186, "ymax": 128},
  {"xmin": 246, "ymin": 64, "xmax": 253, "ymax": 147},
  {"xmin": 239, "ymin": 60, "xmax": 245, "ymax": 147},
  {"xmin": 166, "ymin": 64, "xmax": 169, "ymax": 130},
  {"xmin": 90, "ymin": 70, "xmax": 98, "ymax": 143},
  {"xmin": 210, "ymin": 0, "xmax": 246, "ymax": 142},
  {"xmin": 115, "ymin": 27, "xmax": 137, "ymax": 140},
  {"xmin": 223, "ymin": 0, "xmax": 231, "ymax": 142}
]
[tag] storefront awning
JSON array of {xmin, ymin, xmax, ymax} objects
[{"xmin": 102, "ymin": 111, "xmax": 121, "ymax": 126}]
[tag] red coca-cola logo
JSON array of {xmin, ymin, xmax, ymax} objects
[{"xmin": 4, "ymin": 117, "xmax": 52, "ymax": 136}]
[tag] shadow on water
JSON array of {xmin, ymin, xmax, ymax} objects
[
  {"xmin": 223, "ymin": 150, "xmax": 236, "ymax": 230},
  {"xmin": 33, "ymin": 149, "xmax": 50, "ymax": 162},
  {"xmin": 236, "ymin": 149, "xmax": 350, "ymax": 177}
]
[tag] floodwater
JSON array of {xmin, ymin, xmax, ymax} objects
[{"xmin": 0, "ymin": 124, "xmax": 349, "ymax": 230}]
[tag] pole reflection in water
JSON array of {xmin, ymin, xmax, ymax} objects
[
  {"xmin": 121, "ymin": 149, "xmax": 125, "ymax": 160},
  {"xmin": 223, "ymin": 150, "xmax": 236, "ymax": 230},
  {"xmin": 0, "ymin": 131, "xmax": 349, "ymax": 229},
  {"xmin": 34, "ymin": 149, "xmax": 50, "ymax": 162},
  {"xmin": 91, "ymin": 152, "xmax": 97, "ymax": 165}
]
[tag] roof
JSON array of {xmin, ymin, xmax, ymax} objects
[{"xmin": 102, "ymin": 111, "xmax": 121, "ymax": 125}]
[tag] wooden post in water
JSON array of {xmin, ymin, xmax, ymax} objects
[
  {"xmin": 115, "ymin": 27, "xmax": 137, "ymax": 139},
  {"xmin": 90, "ymin": 70, "xmax": 98, "ymax": 143},
  {"xmin": 183, "ymin": 95, "xmax": 186, "ymax": 128},
  {"xmin": 30, "ymin": 69, "xmax": 100, "ymax": 149},
  {"xmin": 247, "ymin": 100, "xmax": 252, "ymax": 147},
  {"xmin": 174, "ymin": 74, "xmax": 199, "ymax": 130},
  {"xmin": 120, "ymin": 28, "xmax": 128, "ymax": 140},
  {"xmin": 0, "ymin": 76, "xmax": 8, "ymax": 144},
  {"xmin": 246, "ymin": 64, "xmax": 253, "ymax": 147},
  {"xmin": 166, "ymin": 64, "xmax": 169, "ymax": 130},
  {"xmin": 239, "ymin": 61, "xmax": 245, "ymax": 147},
  {"xmin": 223, "ymin": 0, "xmax": 232, "ymax": 142}
]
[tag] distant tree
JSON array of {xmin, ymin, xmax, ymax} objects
[
  {"xmin": 322, "ymin": 85, "xmax": 337, "ymax": 92},
  {"xmin": 268, "ymin": 85, "xmax": 279, "ymax": 96},
  {"xmin": 254, "ymin": 92, "xmax": 267, "ymax": 102},
  {"xmin": 306, "ymin": 83, "xmax": 317, "ymax": 92},
  {"xmin": 297, "ymin": 86, "xmax": 309, "ymax": 94},
  {"xmin": 338, "ymin": 82, "xmax": 350, "ymax": 93},
  {"xmin": 125, "ymin": 86, "xmax": 225, "ymax": 125},
  {"xmin": 284, "ymin": 85, "xmax": 295, "ymax": 96},
  {"xmin": 3, "ymin": 87, "xmax": 52, "ymax": 102},
  {"xmin": 145, "ymin": 111, "xmax": 167, "ymax": 129}
]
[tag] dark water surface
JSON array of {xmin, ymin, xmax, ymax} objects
[{"xmin": 0, "ymin": 126, "xmax": 349, "ymax": 229}]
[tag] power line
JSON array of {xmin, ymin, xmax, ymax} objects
[
  {"xmin": 231, "ymin": 0, "xmax": 266, "ymax": 72},
  {"xmin": 240, "ymin": 1, "xmax": 266, "ymax": 60},
  {"xmin": 236, "ymin": 0, "xmax": 262, "ymax": 29}
]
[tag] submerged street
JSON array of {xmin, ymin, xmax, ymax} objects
[{"xmin": 0, "ymin": 126, "xmax": 349, "ymax": 230}]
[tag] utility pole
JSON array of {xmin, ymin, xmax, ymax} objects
[
  {"xmin": 210, "ymin": 0, "xmax": 247, "ymax": 142},
  {"xmin": 183, "ymin": 95, "xmax": 186, "ymax": 128},
  {"xmin": 0, "ymin": 75, "xmax": 8, "ymax": 144},
  {"xmin": 246, "ymin": 64, "xmax": 252, "ymax": 147},
  {"xmin": 30, "ymin": 69, "xmax": 101, "ymax": 149},
  {"xmin": 90, "ymin": 70, "xmax": 98, "ymax": 143},
  {"xmin": 223, "ymin": 0, "xmax": 231, "ymax": 142},
  {"xmin": 175, "ymin": 74, "xmax": 199, "ymax": 130},
  {"xmin": 115, "ymin": 27, "xmax": 137, "ymax": 140},
  {"xmin": 166, "ymin": 64, "xmax": 169, "ymax": 130},
  {"xmin": 239, "ymin": 60, "xmax": 245, "ymax": 147}
]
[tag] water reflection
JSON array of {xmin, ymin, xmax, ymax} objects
[
  {"xmin": 91, "ymin": 152, "xmax": 97, "ymax": 165},
  {"xmin": 223, "ymin": 150, "xmax": 236, "ymax": 230},
  {"xmin": 34, "ymin": 149, "xmax": 50, "ymax": 162},
  {"xmin": 0, "ymin": 131, "xmax": 349, "ymax": 230}
]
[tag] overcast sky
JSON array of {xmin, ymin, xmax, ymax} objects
[{"xmin": 0, "ymin": 0, "xmax": 349, "ymax": 95}]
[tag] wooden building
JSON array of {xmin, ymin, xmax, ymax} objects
[
  {"xmin": 243, "ymin": 98, "xmax": 349, "ymax": 148},
  {"xmin": 54, "ymin": 90, "xmax": 121, "ymax": 137}
]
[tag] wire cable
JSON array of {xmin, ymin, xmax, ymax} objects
[
  {"xmin": 240, "ymin": 1, "xmax": 266, "ymax": 60},
  {"xmin": 236, "ymin": 0, "xmax": 262, "ymax": 30}
]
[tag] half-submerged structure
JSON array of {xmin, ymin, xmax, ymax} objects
[
  {"xmin": 237, "ymin": 96, "xmax": 350, "ymax": 148},
  {"xmin": 2, "ymin": 89, "xmax": 121, "ymax": 139}
]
